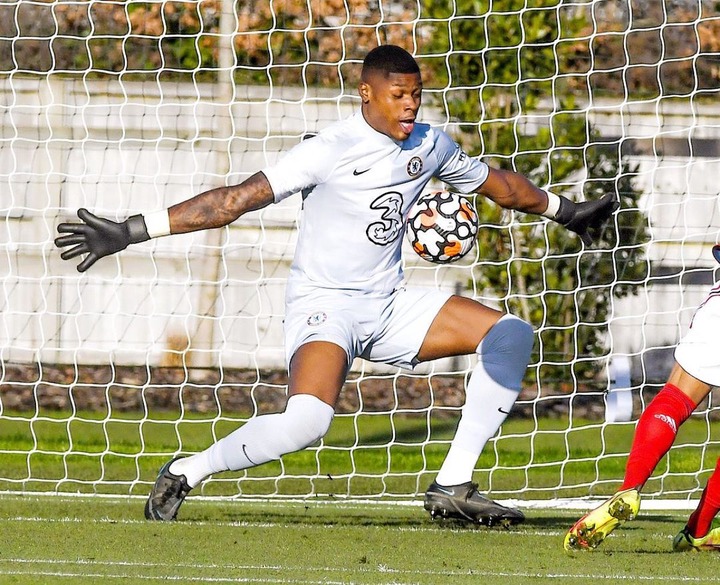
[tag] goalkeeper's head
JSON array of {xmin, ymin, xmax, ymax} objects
[
  {"xmin": 359, "ymin": 45, "xmax": 422, "ymax": 142},
  {"xmin": 362, "ymin": 45, "xmax": 420, "ymax": 79}
]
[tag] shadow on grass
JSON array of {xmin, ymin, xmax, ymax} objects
[{"xmin": 184, "ymin": 501, "xmax": 589, "ymax": 532}]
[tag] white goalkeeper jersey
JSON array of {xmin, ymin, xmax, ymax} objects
[{"xmin": 262, "ymin": 111, "xmax": 489, "ymax": 297}]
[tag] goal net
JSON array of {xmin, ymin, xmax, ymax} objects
[{"xmin": 1, "ymin": 0, "xmax": 720, "ymax": 505}]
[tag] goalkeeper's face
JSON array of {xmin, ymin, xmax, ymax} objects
[{"xmin": 360, "ymin": 71, "xmax": 423, "ymax": 142}]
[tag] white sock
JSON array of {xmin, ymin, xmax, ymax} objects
[
  {"xmin": 169, "ymin": 394, "xmax": 334, "ymax": 488},
  {"xmin": 435, "ymin": 314, "xmax": 533, "ymax": 487}
]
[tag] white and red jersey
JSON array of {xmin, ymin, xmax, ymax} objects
[
  {"xmin": 675, "ymin": 280, "xmax": 720, "ymax": 386},
  {"xmin": 262, "ymin": 112, "xmax": 489, "ymax": 298}
]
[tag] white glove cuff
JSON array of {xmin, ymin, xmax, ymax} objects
[
  {"xmin": 541, "ymin": 191, "xmax": 562, "ymax": 219},
  {"xmin": 144, "ymin": 210, "xmax": 171, "ymax": 238}
]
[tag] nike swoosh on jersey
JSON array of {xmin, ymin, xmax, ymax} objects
[
  {"xmin": 353, "ymin": 168, "xmax": 371, "ymax": 175},
  {"xmin": 242, "ymin": 444, "xmax": 258, "ymax": 465}
]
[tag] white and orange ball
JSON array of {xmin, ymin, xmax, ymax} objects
[{"xmin": 406, "ymin": 191, "xmax": 478, "ymax": 264}]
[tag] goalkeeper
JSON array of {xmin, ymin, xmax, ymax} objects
[
  {"xmin": 565, "ymin": 244, "xmax": 720, "ymax": 552},
  {"xmin": 55, "ymin": 45, "xmax": 616, "ymax": 525}
]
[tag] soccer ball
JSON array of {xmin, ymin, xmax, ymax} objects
[{"xmin": 406, "ymin": 191, "xmax": 479, "ymax": 264}]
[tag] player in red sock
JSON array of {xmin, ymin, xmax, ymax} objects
[
  {"xmin": 565, "ymin": 244, "xmax": 720, "ymax": 551},
  {"xmin": 620, "ymin": 382, "xmax": 697, "ymax": 492},
  {"xmin": 675, "ymin": 457, "xmax": 720, "ymax": 550}
]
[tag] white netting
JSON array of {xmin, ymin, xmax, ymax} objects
[{"xmin": 1, "ymin": 1, "xmax": 720, "ymax": 502}]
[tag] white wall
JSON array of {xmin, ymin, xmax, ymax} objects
[{"xmin": 1, "ymin": 77, "xmax": 718, "ymax": 372}]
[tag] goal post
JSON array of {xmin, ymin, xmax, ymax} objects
[{"xmin": 1, "ymin": 0, "xmax": 720, "ymax": 504}]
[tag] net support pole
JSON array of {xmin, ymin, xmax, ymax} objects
[
  {"xmin": 45, "ymin": 74, "xmax": 69, "ymax": 365},
  {"xmin": 189, "ymin": 0, "xmax": 236, "ymax": 369},
  {"xmin": 606, "ymin": 355, "xmax": 634, "ymax": 423}
]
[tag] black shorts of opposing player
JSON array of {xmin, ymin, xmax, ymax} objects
[
  {"xmin": 424, "ymin": 481, "xmax": 525, "ymax": 527},
  {"xmin": 145, "ymin": 456, "xmax": 192, "ymax": 521}
]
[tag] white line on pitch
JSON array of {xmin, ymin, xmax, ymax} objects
[
  {"xmin": 1, "ymin": 567, "xmax": 719, "ymax": 584},
  {"xmin": 0, "ymin": 570, "xmax": 348, "ymax": 584},
  {"xmin": 2, "ymin": 558, "xmax": 719, "ymax": 583}
]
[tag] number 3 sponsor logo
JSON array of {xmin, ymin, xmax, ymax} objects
[{"xmin": 366, "ymin": 191, "xmax": 404, "ymax": 246}]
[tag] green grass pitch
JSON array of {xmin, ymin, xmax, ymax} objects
[
  {"xmin": 1, "ymin": 495, "xmax": 719, "ymax": 584},
  {"xmin": 2, "ymin": 413, "xmax": 720, "ymax": 583}
]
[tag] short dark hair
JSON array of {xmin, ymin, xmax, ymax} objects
[{"xmin": 362, "ymin": 45, "xmax": 420, "ymax": 79}]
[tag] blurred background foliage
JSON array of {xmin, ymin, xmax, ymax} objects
[
  {"xmin": 1, "ymin": 0, "xmax": 717, "ymax": 94},
  {"xmin": 3, "ymin": 0, "xmax": 713, "ymax": 384}
]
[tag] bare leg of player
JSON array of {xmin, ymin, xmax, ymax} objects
[
  {"xmin": 145, "ymin": 341, "xmax": 346, "ymax": 520},
  {"xmin": 418, "ymin": 296, "xmax": 534, "ymax": 526}
]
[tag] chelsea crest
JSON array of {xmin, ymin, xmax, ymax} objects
[{"xmin": 406, "ymin": 156, "xmax": 423, "ymax": 177}]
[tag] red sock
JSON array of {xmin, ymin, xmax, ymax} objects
[
  {"xmin": 686, "ymin": 458, "xmax": 720, "ymax": 538},
  {"xmin": 621, "ymin": 384, "xmax": 696, "ymax": 490}
]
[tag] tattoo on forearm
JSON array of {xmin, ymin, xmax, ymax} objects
[{"xmin": 168, "ymin": 172, "xmax": 274, "ymax": 233}]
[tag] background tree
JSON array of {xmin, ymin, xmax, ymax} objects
[
  {"xmin": 6, "ymin": 0, "xmax": 702, "ymax": 389},
  {"xmin": 416, "ymin": 0, "xmax": 650, "ymax": 389},
  {"xmin": 2, "ymin": 1, "xmax": 717, "ymax": 93}
]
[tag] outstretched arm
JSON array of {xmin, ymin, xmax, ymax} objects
[
  {"xmin": 476, "ymin": 166, "xmax": 549, "ymax": 215},
  {"xmin": 55, "ymin": 171, "xmax": 275, "ymax": 272},
  {"xmin": 476, "ymin": 166, "xmax": 618, "ymax": 246},
  {"xmin": 164, "ymin": 171, "xmax": 273, "ymax": 233}
]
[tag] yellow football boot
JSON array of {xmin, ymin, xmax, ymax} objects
[
  {"xmin": 564, "ymin": 488, "xmax": 641, "ymax": 551},
  {"xmin": 673, "ymin": 526, "xmax": 720, "ymax": 552}
]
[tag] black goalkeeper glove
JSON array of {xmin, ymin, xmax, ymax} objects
[
  {"xmin": 55, "ymin": 208, "xmax": 150, "ymax": 272},
  {"xmin": 713, "ymin": 245, "xmax": 720, "ymax": 264},
  {"xmin": 554, "ymin": 193, "xmax": 619, "ymax": 246}
]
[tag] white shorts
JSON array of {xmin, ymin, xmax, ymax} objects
[
  {"xmin": 674, "ymin": 284, "xmax": 720, "ymax": 387},
  {"xmin": 283, "ymin": 286, "xmax": 452, "ymax": 370}
]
